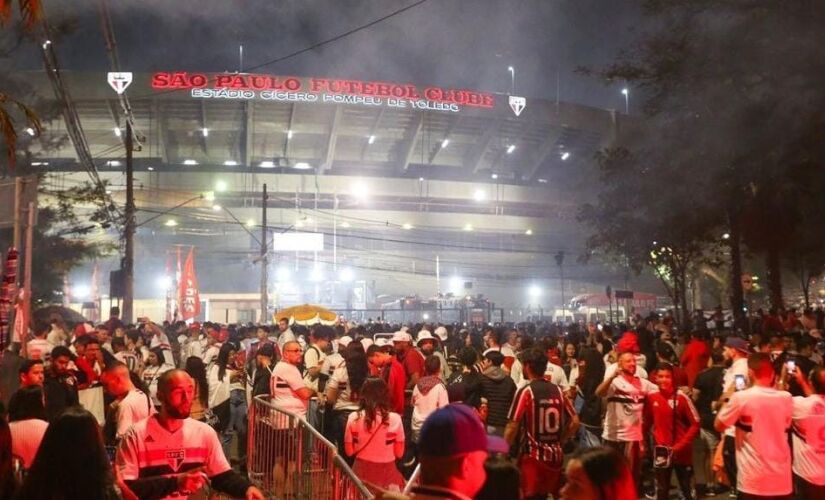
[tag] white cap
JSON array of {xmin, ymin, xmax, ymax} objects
[
  {"xmin": 391, "ymin": 331, "xmax": 412, "ymax": 343},
  {"xmin": 360, "ymin": 338, "xmax": 374, "ymax": 350},
  {"xmin": 375, "ymin": 338, "xmax": 391, "ymax": 347},
  {"xmin": 338, "ymin": 335, "xmax": 353, "ymax": 348},
  {"xmin": 434, "ymin": 326, "xmax": 448, "ymax": 341},
  {"xmin": 400, "ymin": 326, "xmax": 410, "ymax": 333}
]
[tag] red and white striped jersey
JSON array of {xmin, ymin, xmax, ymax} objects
[{"xmin": 507, "ymin": 379, "xmax": 576, "ymax": 465}]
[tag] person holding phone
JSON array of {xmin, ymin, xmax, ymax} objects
[
  {"xmin": 715, "ymin": 353, "xmax": 793, "ymax": 499},
  {"xmin": 716, "ymin": 336, "xmax": 750, "ymax": 490}
]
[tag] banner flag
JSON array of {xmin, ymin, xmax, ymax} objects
[{"xmin": 178, "ymin": 247, "xmax": 201, "ymax": 321}]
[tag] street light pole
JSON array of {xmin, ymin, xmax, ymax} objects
[
  {"xmin": 555, "ymin": 251, "xmax": 565, "ymax": 324},
  {"xmin": 260, "ymin": 184, "xmax": 268, "ymax": 322},
  {"xmin": 621, "ymin": 87, "xmax": 629, "ymax": 114},
  {"xmin": 508, "ymin": 66, "xmax": 515, "ymax": 95},
  {"xmin": 123, "ymin": 120, "xmax": 135, "ymax": 324}
]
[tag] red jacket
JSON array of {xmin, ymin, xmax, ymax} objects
[
  {"xmin": 644, "ymin": 391, "xmax": 700, "ymax": 465},
  {"xmin": 384, "ymin": 358, "xmax": 407, "ymax": 415},
  {"xmin": 680, "ymin": 339, "xmax": 710, "ymax": 387}
]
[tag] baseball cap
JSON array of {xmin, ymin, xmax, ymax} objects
[
  {"xmin": 391, "ymin": 331, "xmax": 412, "ymax": 343},
  {"xmin": 419, "ymin": 404, "xmax": 508, "ymax": 457},
  {"xmin": 725, "ymin": 336, "xmax": 750, "ymax": 354},
  {"xmin": 189, "ymin": 322, "xmax": 201, "ymax": 331},
  {"xmin": 374, "ymin": 338, "xmax": 391, "ymax": 348}
]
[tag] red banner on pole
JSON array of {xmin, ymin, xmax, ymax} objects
[{"xmin": 178, "ymin": 248, "xmax": 201, "ymax": 321}]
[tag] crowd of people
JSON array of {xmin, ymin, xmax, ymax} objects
[{"xmin": 0, "ymin": 304, "xmax": 824, "ymax": 499}]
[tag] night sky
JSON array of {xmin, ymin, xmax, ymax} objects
[{"xmin": 19, "ymin": 0, "xmax": 645, "ymax": 110}]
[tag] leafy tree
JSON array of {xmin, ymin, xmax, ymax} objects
[
  {"xmin": 581, "ymin": 1, "xmax": 825, "ymax": 323},
  {"xmin": 579, "ymin": 147, "xmax": 723, "ymax": 329},
  {"xmin": 1, "ymin": 2, "xmax": 117, "ymax": 305}
]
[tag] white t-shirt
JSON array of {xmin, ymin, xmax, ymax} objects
[
  {"xmin": 484, "ymin": 345, "xmax": 515, "ymax": 359},
  {"xmin": 207, "ymin": 365, "xmax": 232, "ymax": 408},
  {"xmin": 544, "ymin": 363, "xmax": 570, "ymax": 389},
  {"xmin": 345, "ymin": 411, "xmax": 404, "ymax": 463},
  {"xmin": 510, "ymin": 358, "xmax": 524, "ymax": 387},
  {"xmin": 303, "ymin": 345, "xmax": 326, "ymax": 390},
  {"xmin": 277, "ymin": 329, "xmax": 296, "ymax": 350},
  {"xmin": 716, "ymin": 386, "xmax": 793, "ymax": 496},
  {"xmin": 26, "ymin": 338, "xmax": 52, "ymax": 360},
  {"xmin": 142, "ymin": 364, "xmax": 174, "ymax": 406},
  {"xmin": 321, "ymin": 352, "xmax": 344, "ymax": 381},
  {"xmin": 182, "ymin": 336, "xmax": 206, "ymax": 362},
  {"xmin": 116, "ymin": 389, "xmax": 155, "ymax": 439},
  {"xmin": 202, "ymin": 343, "xmax": 222, "ymax": 368},
  {"xmin": 791, "ymin": 394, "xmax": 825, "ymax": 485},
  {"xmin": 602, "ymin": 373, "xmax": 659, "ymax": 442},
  {"xmin": 115, "ymin": 351, "xmax": 141, "ymax": 373},
  {"xmin": 328, "ymin": 364, "xmax": 359, "ymax": 411},
  {"xmin": 411, "ymin": 381, "xmax": 449, "ymax": 432},
  {"xmin": 270, "ymin": 361, "xmax": 309, "ymax": 423},
  {"xmin": 149, "ymin": 333, "xmax": 174, "ymax": 364},
  {"xmin": 566, "ymin": 363, "xmax": 579, "ymax": 388},
  {"xmin": 9, "ymin": 419, "xmax": 48, "ymax": 468},
  {"xmin": 604, "ymin": 362, "xmax": 648, "ymax": 381},
  {"xmin": 117, "ymin": 415, "xmax": 231, "ymax": 500},
  {"xmin": 721, "ymin": 357, "xmax": 749, "ymax": 437}
]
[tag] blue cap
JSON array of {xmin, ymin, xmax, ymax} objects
[
  {"xmin": 418, "ymin": 403, "xmax": 508, "ymax": 457},
  {"xmin": 725, "ymin": 336, "xmax": 750, "ymax": 354}
]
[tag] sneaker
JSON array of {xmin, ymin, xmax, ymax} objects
[
  {"xmin": 728, "ymin": 490, "xmax": 737, "ymax": 498},
  {"xmin": 643, "ymin": 486, "xmax": 656, "ymax": 499}
]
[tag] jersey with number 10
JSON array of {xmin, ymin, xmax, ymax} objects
[{"xmin": 507, "ymin": 378, "xmax": 576, "ymax": 464}]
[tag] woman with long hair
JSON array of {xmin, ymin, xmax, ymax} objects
[
  {"xmin": 562, "ymin": 341, "xmax": 580, "ymax": 389},
  {"xmin": 208, "ymin": 343, "xmax": 241, "ymax": 459},
  {"xmin": 560, "ymin": 446, "xmax": 636, "ymax": 500},
  {"xmin": 325, "ymin": 341, "xmax": 369, "ymax": 457},
  {"xmin": 344, "ymin": 377, "xmax": 405, "ymax": 491},
  {"xmin": 575, "ymin": 347, "xmax": 606, "ymax": 448},
  {"xmin": 184, "ymin": 356, "xmax": 209, "ymax": 421},
  {"xmin": 7, "ymin": 386, "xmax": 48, "ymax": 470},
  {"xmin": 14, "ymin": 407, "xmax": 121, "ymax": 499},
  {"xmin": 141, "ymin": 346, "xmax": 173, "ymax": 408},
  {"xmin": 0, "ymin": 418, "xmax": 18, "ymax": 500}
]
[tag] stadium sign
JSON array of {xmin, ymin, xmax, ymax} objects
[{"xmin": 151, "ymin": 72, "xmax": 497, "ymax": 113}]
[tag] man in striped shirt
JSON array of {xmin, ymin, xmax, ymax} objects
[{"xmin": 505, "ymin": 347, "xmax": 579, "ymax": 500}]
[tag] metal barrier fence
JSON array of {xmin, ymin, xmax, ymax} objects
[{"xmin": 247, "ymin": 395, "xmax": 374, "ymax": 500}]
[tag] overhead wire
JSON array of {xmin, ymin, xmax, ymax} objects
[{"xmin": 128, "ymin": 0, "xmax": 434, "ymax": 101}]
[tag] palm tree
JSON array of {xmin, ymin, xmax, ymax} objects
[
  {"xmin": 1, "ymin": 0, "xmax": 43, "ymax": 168},
  {"xmin": 0, "ymin": 93, "xmax": 41, "ymax": 168}
]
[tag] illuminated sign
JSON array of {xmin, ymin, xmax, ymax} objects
[
  {"xmin": 509, "ymin": 95, "xmax": 526, "ymax": 116},
  {"xmin": 151, "ymin": 72, "xmax": 496, "ymax": 113},
  {"xmin": 107, "ymin": 72, "xmax": 133, "ymax": 94},
  {"xmin": 272, "ymin": 232, "xmax": 325, "ymax": 252}
]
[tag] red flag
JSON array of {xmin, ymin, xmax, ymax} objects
[
  {"xmin": 13, "ymin": 288, "xmax": 29, "ymax": 344},
  {"xmin": 164, "ymin": 252, "xmax": 173, "ymax": 323},
  {"xmin": 178, "ymin": 248, "xmax": 201, "ymax": 321},
  {"xmin": 90, "ymin": 262, "xmax": 100, "ymax": 322},
  {"xmin": 0, "ymin": 248, "xmax": 19, "ymax": 350}
]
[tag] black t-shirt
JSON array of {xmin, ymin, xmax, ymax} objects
[
  {"xmin": 693, "ymin": 366, "xmax": 724, "ymax": 430},
  {"xmin": 447, "ymin": 370, "xmax": 483, "ymax": 409}
]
